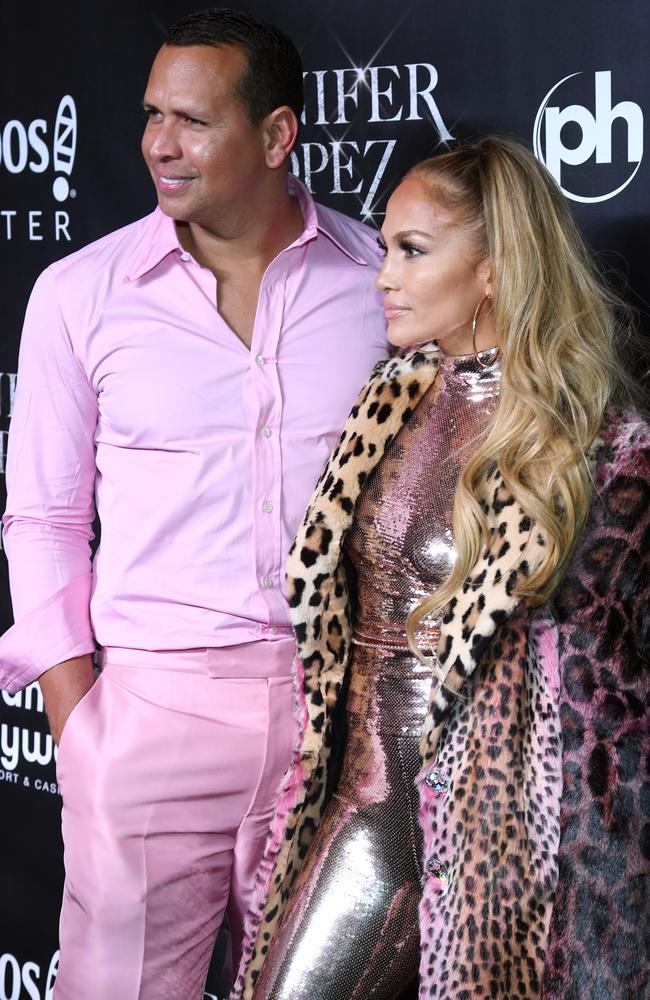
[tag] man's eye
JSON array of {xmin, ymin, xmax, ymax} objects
[{"xmin": 186, "ymin": 116, "xmax": 208, "ymax": 126}]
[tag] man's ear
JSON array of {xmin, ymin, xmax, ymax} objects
[{"xmin": 263, "ymin": 106, "xmax": 299, "ymax": 169}]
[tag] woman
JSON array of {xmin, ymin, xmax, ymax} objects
[{"xmin": 231, "ymin": 136, "xmax": 649, "ymax": 1000}]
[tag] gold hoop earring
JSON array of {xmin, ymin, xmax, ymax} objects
[{"xmin": 472, "ymin": 295, "xmax": 499, "ymax": 368}]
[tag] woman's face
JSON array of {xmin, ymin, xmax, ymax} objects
[{"xmin": 376, "ymin": 175, "xmax": 494, "ymax": 356}]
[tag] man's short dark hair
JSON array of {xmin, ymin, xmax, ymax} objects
[{"xmin": 165, "ymin": 7, "xmax": 304, "ymax": 124}]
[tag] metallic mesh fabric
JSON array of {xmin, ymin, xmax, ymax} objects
[{"xmin": 252, "ymin": 352, "xmax": 501, "ymax": 999}]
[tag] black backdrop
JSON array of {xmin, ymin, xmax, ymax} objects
[{"xmin": 1, "ymin": 1, "xmax": 648, "ymax": 996}]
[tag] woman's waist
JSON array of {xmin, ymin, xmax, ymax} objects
[
  {"xmin": 351, "ymin": 617, "xmax": 440, "ymax": 658},
  {"xmin": 346, "ymin": 640, "xmax": 437, "ymax": 735}
]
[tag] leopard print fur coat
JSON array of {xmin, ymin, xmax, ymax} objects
[{"xmin": 232, "ymin": 347, "xmax": 649, "ymax": 1000}]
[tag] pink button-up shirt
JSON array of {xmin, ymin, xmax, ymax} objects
[{"xmin": 0, "ymin": 178, "xmax": 387, "ymax": 693}]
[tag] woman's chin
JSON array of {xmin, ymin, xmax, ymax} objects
[{"xmin": 387, "ymin": 327, "xmax": 434, "ymax": 350}]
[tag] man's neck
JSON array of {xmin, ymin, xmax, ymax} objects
[{"xmin": 175, "ymin": 177, "xmax": 305, "ymax": 281}]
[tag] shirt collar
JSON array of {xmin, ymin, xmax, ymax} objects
[
  {"xmin": 289, "ymin": 175, "xmax": 368, "ymax": 265},
  {"xmin": 126, "ymin": 174, "xmax": 368, "ymax": 282},
  {"xmin": 125, "ymin": 208, "xmax": 184, "ymax": 281}
]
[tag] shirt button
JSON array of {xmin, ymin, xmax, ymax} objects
[
  {"xmin": 255, "ymin": 355, "xmax": 265, "ymax": 367},
  {"xmin": 261, "ymin": 427, "xmax": 272, "ymax": 438},
  {"xmin": 179, "ymin": 251, "xmax": 190, "ymax": 262},
  {"xmin": 262, "ymin": 577, "xmax": 274, "ymax": 589},
  {"xmin": 262, "ymin": 501, "xmax": 273, "ymax": 513}
]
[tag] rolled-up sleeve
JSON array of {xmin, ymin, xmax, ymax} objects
[{"xmin": 0, "ymin": 266, "xmax": 97, "ymax": 692}]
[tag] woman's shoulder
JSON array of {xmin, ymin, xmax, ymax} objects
[
  {"xmin": 556, "ymin": 408, "xmax": 650, "ymax": 648},
  {"xmin": 593, "ymin": 407, "xmax": 650, "ymax": 490},
  {"xmin": 563, "ymin": 408, "xmax": 650, "ymax": 590}
]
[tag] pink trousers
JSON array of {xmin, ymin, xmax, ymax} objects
[{"xmin": 53, "ymin": 640, "xmax": 296, "ymax": 1000}]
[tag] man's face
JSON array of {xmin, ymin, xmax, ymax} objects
[{"xmin": 141, "ymin": 44, "xmax": 268, "ymax": 228}]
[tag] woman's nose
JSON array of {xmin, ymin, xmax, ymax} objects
[{"xmin": 375, "ymin": 258, "xmax": 397, "ymax": 292}]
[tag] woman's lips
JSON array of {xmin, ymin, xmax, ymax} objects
[{"xmin": 384, "ymin": 305, "xmax": 410, "ymax": 319}]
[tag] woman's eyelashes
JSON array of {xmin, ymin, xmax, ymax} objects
[
  {"xmin": 377, "ymin": 236, "xmax": 426, "ymax": 259},
  {"xmin": 399, "ymin": 239, "xmax": 425, "ymax": 258}
]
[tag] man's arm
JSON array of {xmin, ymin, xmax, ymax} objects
[
  {"xmin": 0, "ymin": 265, "xmax": 97, "ymax": 714},
  {"xmin": 39, "ymin": 654, "xmax": 95, "ymax": 745}
]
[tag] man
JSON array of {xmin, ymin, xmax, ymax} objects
[{"xmin": 0, "ymin": 8, "xmax": 387, "ymax": 997}]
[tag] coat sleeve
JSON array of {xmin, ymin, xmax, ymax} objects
[
  {"xmin": 543, "ymin": 441, "xmax": 650, "ymax": 999},
  {"xmin": 0, "ymin": 266, "xmax": 97, "ymax": 693}
]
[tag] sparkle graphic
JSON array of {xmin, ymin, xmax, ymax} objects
[{"xmin": 300, "ymin": 7, "xmax": 454, "ymax": 222}]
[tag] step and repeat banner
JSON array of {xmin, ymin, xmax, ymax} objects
[{"xmin": 1, "ymin": 0, "xmax": 648, "ymax": 996}]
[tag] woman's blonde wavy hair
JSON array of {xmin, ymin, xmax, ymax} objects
[{"xmin": 407, "ymin": 134, "xmax": 638, "ymax": 655}]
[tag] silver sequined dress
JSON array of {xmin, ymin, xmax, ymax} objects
[{"xmin": 252, "ymin": 351, "xmax": 501, "ymax": 999}]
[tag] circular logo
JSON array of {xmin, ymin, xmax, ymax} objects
[{"xmin": 533, "ymin": 71, "xmax": 643, "ymax": 203}]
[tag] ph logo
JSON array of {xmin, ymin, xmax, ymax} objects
[
  {"xmin": 533, "ymin": 71, "xmax": 643, "ymax": 203},
  {"xmin": 0, "ymin": 95, "xmax": 77, "ymax": 202}
]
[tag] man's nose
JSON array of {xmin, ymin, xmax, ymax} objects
[{"xmin": 146, "ymin": 120, "xmax": 182, "ymax": 160}]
